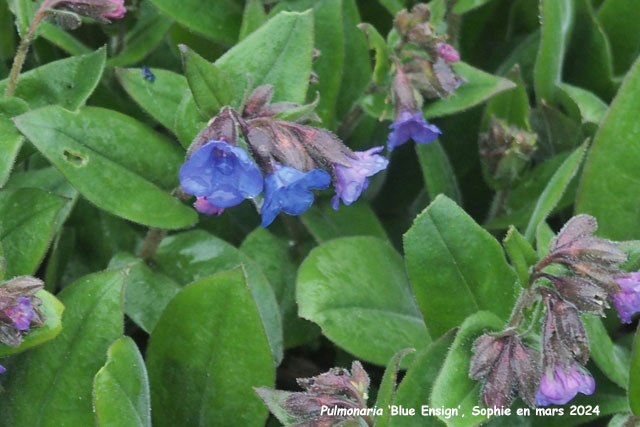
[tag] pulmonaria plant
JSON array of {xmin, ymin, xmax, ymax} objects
[
  {"xmin": 255, "ymin": 361, "xmax": 374, "ymax": 426},
  {"xmin": 0, "ymin": 276, "xmax": 47, "ymax": 374},
  {"xmin": 470, "ymin": 214, "xmax": 636, "ymax": 408},
  {"xmin": 179, "ymin": 85, "xmax": 388, "ymax": 226},
  {"xmin": 381, "ymin": 4, "xmax": 465, "ymax": 151}
]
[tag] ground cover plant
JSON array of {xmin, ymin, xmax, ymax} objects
[{"xmin": 0, "ymin": 0, "xmax": 639, "ymax": 426}]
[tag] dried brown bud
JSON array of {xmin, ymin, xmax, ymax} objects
[
  {"xmin": 540, "ymin": 289, "xmax": 589, "ymax": 366},
  {"xmin": 187, "ymin": 107, "xmax": 237, "ymax": 158},
  {"xmin": 511, "ymin": 338, "xmax": 540, "ymax": 407},
  {"xmin": 482, "ymin": 340, "xmax": 515, "ymax": 408},
  {"xmin": 545, "ymin": 274, "xmax": 609, "ymax": 316},
  {"xmin": 470, "ymin": 334, "xmax": 505, "ymax": 379},
  {"xmin": 243, "ymin": 85, "xmax": 274, "ymax": 118}
]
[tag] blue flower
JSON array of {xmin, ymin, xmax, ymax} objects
[
  {"xmin": 261, "ymin": 166, "xmax": 331, "ymax": 227},
  {"xmin": 387, "ymin": 110, "xmax": 441, "ymax": 152},
  {"xmin": 613, "ymin": 272, "xmax": 640, "ymax": 324},
  {"xmin": 331, "ymin": 147, "xmax": 388, "ymax": 210},
  {"xmin": 535, "ymin": 363, "xmax": 595, "ymax": 406},
  {"xmin": 5, "ymin": 297, "xmax": 34, "ymax": 331},
  {"xmin": 180, "ymin": 140, "xmax": 263, "ymax": 209}
]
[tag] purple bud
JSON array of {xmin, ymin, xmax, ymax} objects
[
  {"xmin": 437, "ymin": 42, "xmax": 460, "ymax": 62},
  {"xmin": 511, "ymin": 338, "xmax": 541, "ymax": 407},
  {"xmin": 5, "ymin": 297, "xmax": 34, "ymax": 331},
  {"xmin": 260, "ymin": 166, "xmax": 331, "ymax": 227},
  {"xmin": 535, "ymin": 363, "xmax": 595, "ymax": 406},
  {"xmin": 387, "ymin": 110, "xmax": 441, "ymax": 152},
  {"xmin": 179, "ymin": 140, "xmax": 264, "ymax": 209},
  {"xmin": 243, "ymin": 85, "xmax": 274, "ymax": 118},
  {"xmin": 103, "ymin": 0, "xmax": 125, "ymax": 19},
  {"xmin": 612, "ymin": 272, "xmax": 640, "ymax": 324},
  {"xmin": 331, "ymin": 147, "xmax": 388, "ymax": 210},
  {"xmin": 194, "ymin": 197, "xmax": 224, "ymax": 216},
  {"xmin": 0, "ymin": 365, "xmax": 5, "ymax": 374},
  {"xmin": 470, "ymin": 334, "xmax": 505, "ymax": 380},
  {"xmin": 481, "ymin": 339, "xmax": 515, "ymax": 408}
]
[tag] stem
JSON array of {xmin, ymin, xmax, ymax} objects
[
  {"xmin": 507, "ymin": 287, "xmax": 537, "ymax": 329},
  {"xmin": 137, "ymin": 228, "xmax": 168, "ymax": 261},
  {"xmin": 4, "ymin": 0, "xmax": 57, "ymax": 97},
  {"xmin": 485, "ymin": 188, "xmax": 508, "ymax": 223}
]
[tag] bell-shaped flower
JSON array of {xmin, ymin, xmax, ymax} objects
[
  {"xmin": 612, "ymin": 272, "xmax": 640, "ymax": 324},
  {"xmin": 180, "ymin": 140, "xmax": 263, "ymax": 210},
  {"xmin": 388, "ymin": 110, "xmax": 441, "ymax": 152},
  {"xmin": 535, "ymin": 363, "xmax": 595, "ymax": 406},
  {"xmin": 331, "ymin": 147, "xmax": 388, "ymax": 210},
  {"xmin": 261, "ymin": 166, "xmax": 330, "ymax": 227}
]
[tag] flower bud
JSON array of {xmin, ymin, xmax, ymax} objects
[
  {"xmin": 544, "ymin": 274, "xmax": 609, "ymax": 316},
  {"xmin": 0, "ymin": 276, "xmax": 46, "ymax": 347},
  {"xmin": 50, "ymin": 0, "xmax": 125, "ymax": 23},
  {"xmin": 511, "ymin": 337, "xmax": 540, "ymax": 407},
  {"xmin": 187, "ymin": 108, "xmax": 237, "ymax": 159},
  {"xmin": 243, "ymin": 85, "xmax": 274, "ymax": 118},
  {"xmin": 541, "ymin": 289, "xmax": 589, "ymax": 365},
  {"xmin": 437, "ymin": 43, "xmax": 460, "ymax": 63},
  {"xmin": 612, "ymin": 272, "xmax": 640, "ymax": 324},
  {"xmin": 469, "ymin": 334, "xmax": 505, "ymax": 380}
]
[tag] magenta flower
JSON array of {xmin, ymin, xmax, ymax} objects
[
  {"xmin": 103, "ymin": 0, "xmax": 126, "ymax": 19},
  {"xmin": 331, "ymin": 147, "xmax": 388, "ymax": 210},
  {"xmin": 613, "ymin": 272, "xmax": 640, "ymax": 324},
  {"xmin": 535, "ymin": 364, "xmax": 595, "ymax": 406},
  {"xmin": 194, "ymin": 197, "xmax": 224, "ymax": 216},
  {"xmin": 5, "ymin": 297, "xmax": 35, "ymax": 331},
  {"xmin": 437, "ymin": 42, "xmax": 460, "ymax": 63},
  {"xmin": 388, "ymin": 110, "xmax": 441, "ymax": 151}
]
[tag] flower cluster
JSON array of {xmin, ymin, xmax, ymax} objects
[
  {"xmin": 384, "ymin": 4, "xmax": 464, "ymax": 151},
  {"xmin": 0, "ymin": 276, "xmax": 47, "ymax": 374},
  {"xmin": 46, "ymin": 0, "xmax": 126, "ymax": 30},
  {"xmin": 255, "ymin": 361, "xmax": 372, "ymax": 425},
  {"xmin": 470, "ymin": 215, "xmax": 639, "ymax": 408},
  {"xmin": 180, "ymin": 86, "xmax": 389, "ymax": 227}
]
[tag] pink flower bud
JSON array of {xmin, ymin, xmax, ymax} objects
[{"xmin": 437, "ymin": 42, "xmax": 460, "ymax": 62}]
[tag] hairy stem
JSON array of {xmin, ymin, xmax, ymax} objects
[
  {"xmin": 4, "ymin": 0, "xmax": 58, "ymax": 97},
  {"xmin": 137, "ymin": 228, "xmax": 168, "ymax": 261}
]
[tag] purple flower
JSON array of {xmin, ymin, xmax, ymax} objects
[
  {"xmin": 103, "ymin": 0, "xmax": 126, "ymax": 19},
  {"xmin": 388, "ymin": 110, "xmax": 441, "ymax": 152},
  {"xmin": 437, "ymin": 43, "xmax": 460, "ymax": 63},
  {"xmin": 261, "ymin": 166, "xmax": 331, "ymax": 227},
  {"xmin": 0, "ymin": 365, "xmax": 5, "ymax": 374},
  {"xmin": 194, "ymin": 197, "xmax": 224, "ymax": 216},
  {"xmin": 535, "ymin": 364, "xmax": 595, "ymax": 406},
  {"xmin": 5, "ymin": 297, "xmax": 34, "ymax": 331},
  {"xmin": 613, "ymin": 272, "xmax": 640, "ymax": 324},
  {"xmin": 180, "ymin": 140, "xmax": 263, "ymax": 209},
  {"xmin": 331, "ymin": 147, "xmax": 388, "ymax": 210}
]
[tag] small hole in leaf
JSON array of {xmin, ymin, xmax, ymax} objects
[{"xmin": 63, "ymin": 149, "xmax": 88, "ymax": 167}]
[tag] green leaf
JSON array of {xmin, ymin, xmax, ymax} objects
[
  {"xmin": 453, "ymin": 0, "xmax": 496, "ymax": 14},
  {"xmin": 534, "ymin": 0, "xmax": 574, "ymax": 103},
  {"xmin": 0, "ymin": 290, "xmax": 64, "ymax": 356},
  {"xmin": 93, "ymin": 337, "xmax": 150, "ymax": 427},
  {"xmin": 482, "ymin": 65, "xmax": 530, "ymax": 130},
  {"xmin": 374, "ymin": 348, "xmax": 415, "ymax": 427},
  {"xmin": 146, "ymin": 268, "xmax": 274, "ymax": 426},
  {"xmin": 430, "ymin": 312, "xmax": 505, "ymax": 427},
  {"xmin": 14, "ymin": 106, "xmax": 197, "ymax": 230},
  {"xmin": 559, "ymin": 83, "xmax": 608, "ymax": 124},
  {"xmin": 117, "ymin": 67, "xmax": 191, "ymax": 135},
  {"xmin": 108, "ymin": 253, "xmax": 181, "ymax": 334},
  {"xmin": 0, "ymin": 47, "xmax": 105, "ymax": 110},
  {"xmin": 582, "ymin": 315, "xmax": 630, "ymax": 389},
  {"xmin": 180, "ymin": 45, "xmax": 233, "ymax": 116},
  {"xmin": 630, "ymin": 324, "xmax": 640, "ymax": 415},
  {"xmin": 423, "ymin": 62, "xmax": 516, "ymax": 118},
  {"xmin": 359, "ymin": 23, "xmax": 390, "ymax": 86},
  {"xmin": 239, "ymin": 0, "xmax": 267, "ymax": 40},
  {"xmin": 0, "ymin": 269, "xmax": 125, "ymax": 425},
  {"xmin": 598, "ymin": 0, "xmax": 640, "ymax": 76},
  {"xmin": 297, "ymin": 236, "xmax": 431, "ymax": 366},
  {"xmin": 39, "ymin": 22, "xmax": 90, "ymax": 56},
  {"xmin": 148, "ymin": 0, "xmax": 242, "ymax": 45},
  {"xmin": 377, "ymin": 0, "xmax": 404, "ymax": 14},
  {"xmin": 174, "ymin": 91, "xmax": 206, "ymax": 149},
  {"xmin": 404, "ymin": 195, "xmax": 519, "ymax": 337},
  {"xmin": 390, "ymin": 330, "xmax": 457, "ymax": 427},
  {"xmin": 253, "ymin": 388, "xmax": 298, "ymax": 425},
  {"xmin": 564, "ymin": 0, "xmax": 615, "ymax": 101},
  {"xmin": 215, "ymin": 10, "xmax": 314, "ymax": 105},
  {"xmin": 154, "ymin": 230, "xmax": 283, "ymax": 364},
  {"xmin": 0, "ymin": 97, "xmax": 28, "ymax": 187},
  {"xmin": 0, "ymin": 188, "xmax": 67, "ymax": 277},
  {"xmin": 536, "ymin": 221, "xmax": 555, "ymax": 258},
  {"xmin": 504, "ymin": 226, "xmax": 538, "ymax": 288},
  {"xmin": 524, "ymin": 141, "xmax": 587, "ymax": 241},
  {"xmin": 415, "ymin": 141, "xmax": 462, "ymax": 204},
  {"xmin": 240, "ymin": 228, "xmax": 319, "ymax": 349},
  {"xmin": 576, "ymin": 57, "xmax": 640, "ymax": 240},
  {"xmin": 301, "ymin": 200, "xmax": 387, "ymax": 243},
  {"xmin": 108, "ymin": 2, "xmax": 174, "ymax": 67}
]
